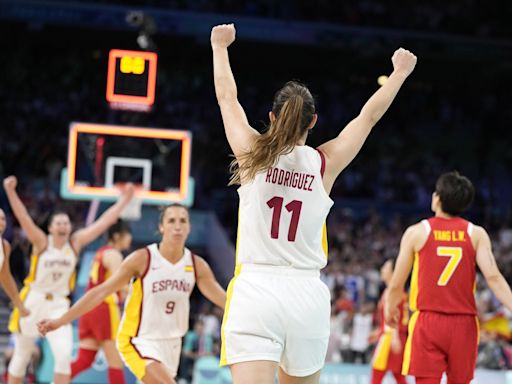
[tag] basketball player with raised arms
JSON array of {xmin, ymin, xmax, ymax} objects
[
  {"xmin": 38, "ymin": 203, "xmax": 227, "ymax": 384},
  {"xmin": 71, "ymin": 220, "xmax": 132, "ymax": 384},
  {"xmin": 0, "ymin": 208, "xmax": 30, "ymax": 317},
  {"xmin": 3, "ymin": 176, "xmax": 134, "ymax": 384},
  {"xmin": 211, "ymin": 23, "xmax": 416, "ymax": 384},
  {"xmin": 386, "ymin": 171, "xmax": 512, "ymax": 384}
]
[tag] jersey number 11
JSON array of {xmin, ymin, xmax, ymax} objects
[{"xmin": 267, "ymin": 196, "xmax": 303, "ymax": 242}]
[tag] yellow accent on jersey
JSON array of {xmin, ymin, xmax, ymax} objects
[
  {"xmin": 23, "ymin": 253, "xmax": 39, "ymax": 285},
  {"xmin": 372, "ymin": 332, "xmax": 392, "ymax": 371},
  {"xmin": 409, "ymin": 252, "xmax": 419, "ymax": 311},
  {"xmin": 117, "ymin": 334, "xmax": 147, "ymax": 380},
  {"xmin": 8, "ymin": 286, "xmax": 30, "ymax": 333},
  {"xmin": 69, "ymin": 270, "xmax": 76, "ymax": 292},
  {"xmin": 117, "ymin": 277, "xmax": 146, "ymax": 379},
  {"xmin": 402, "ymin": 311, "xmax": 420, "ymax": 375},
  {"xmin": 108, "ymin": 302, "xmax": 121, "ymax": 340},
  {"xmin": 220, "ymin": 264, "xmax": 242, "ymax": 367},
  {"xmin": 184, "ymin": 265, "xmax": 194, "ymax": 273},
  {"xmin": 322, "ymin": 223, "xmax": 328, "ymax": 258}
]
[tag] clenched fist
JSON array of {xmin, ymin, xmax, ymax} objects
[
  {"xmin": 392, "ymin": 48, "xmax": 417, "ymax": 78},
  {"xmin": 211, "ymin": 24, "xmax": 236, "ymax": 50},
  {"xmin": 3, "ymin": 176, "xmax": 17, "ymax": 191}
]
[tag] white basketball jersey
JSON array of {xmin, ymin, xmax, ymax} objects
[
  {"xmin": 237, "ymin": 145, "xmax": 333, "ymax": 269},
  {"xmin": 25, "ymin": 235, "xmax": 77, "ymax": 297},
  {"xmin": 0, "ymin": 238, "xmax": 5, "ymax": 271},
  {"xmin": 119, "ymin": 244, "xmax": 196, "ymax": 340}
]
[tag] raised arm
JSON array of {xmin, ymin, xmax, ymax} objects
[
  {"xmin": 385, "ymin": 223, "xmax": 425, "ymax": 328},
  {"xmin": 3, "ymin": 176, "xmax": 46, "ymax": 251},
  {"xmin": 318, "ymin": 48, "xmax": 417, "ymax": 193},
  {"xmin": 71, "ymin": 185, "xmax": 134, "ymax": 253},
  {"xmin": 0, "ymin": 240, "xmax": 29, "ymax": 316},
  {"xmin": 194, "ymin": 255, "xmax": 226, "ymax": 309},
  {"xmin": 37, "ymin": 248, "xmax": 148, "ymax": 335},
  {"xmin": 474, "ymin": 226, "xmax": 512, "ymax": 311},
  {"xmin": 211, "ymin": 24, "xmax": 259, "ymax": 158}
]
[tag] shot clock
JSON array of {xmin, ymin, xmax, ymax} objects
[{"xmin": 106, "ymin": 49, "xmax": 157, "ymax": 111}]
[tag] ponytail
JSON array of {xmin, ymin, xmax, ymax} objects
[{"xmin": 229, "ymin": 81, "xmax": 315, "ymax": 185}]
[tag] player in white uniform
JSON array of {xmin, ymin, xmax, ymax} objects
[
  {"xmin": 38, "ymin": 203, "xmax": 227, "ymax": 384},
  {"xmin": 3, "ymin": 176, "xmax": 134, "ymax": 384},
  {"xmin": 0, "ymin": 208, "xmax": 30, "ymax": 318},
  {"xmin": 211, "ymin": 23, "xmax": 417, "ymax": 384}
]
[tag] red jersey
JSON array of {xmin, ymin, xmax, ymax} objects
[
  {"xmin": 410, "ymin": 217, "xmax": 476, "ymax": 315},
  {"xmin": 87, "ymin": 245, "xmax": 117, "ymax": 304}
]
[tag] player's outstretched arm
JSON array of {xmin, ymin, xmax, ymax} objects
[
  {"xmin": 211, "ymin": 24, "xmax": 259, "ymax": 159},
  {"xmin": 37, "ymin": 248, "xmax": 147, "ymax": 336},
  {"xmin": 71, "ymin": 184, "xmax": 134, "ymax": 253},
  {"xmin": 3, "ymin": 176, "xmax": 47, "ymax": 251},
  {"xmin": 194, "ymin": 255, "xmax": 226, "ymax": 309},
  {"xmin": 0, "ymin": 240, "xmax": 29, "ymax": 316},
  {"xmin": 317, "ymin": 48, "xmax": 417, "ymax": 192},
  {"xmin": 475, "ymin": 226, "xmax": 512, "ymax": 311},
  {"xmin": 386, "ymin": 223, "xmax": 423, "ymax": 328}
]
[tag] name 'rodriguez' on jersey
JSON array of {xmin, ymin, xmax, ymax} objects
[{"xmin": 236, "ymin": 146, "xmax": 333, "ymax": 270}]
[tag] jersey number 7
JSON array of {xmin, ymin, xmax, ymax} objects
[{"xmin": 436, "ymin": 246, "xmax": 463, "ymax": 286}]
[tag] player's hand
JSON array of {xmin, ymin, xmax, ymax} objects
[
  {"xmin": 37, "ymin": 318, "xmax": 62, "ymax": 336},
  {"xmin": 211, "ymin": 24, "xmax": 236, "ymax": 50},
  {"xmin": 392, "ymin": 48, "xmax": 417, "ymax": 78},
  {"xmin": 3, "ymin": 176, "xmax": 17, "ymax": 191},
  {"xmin": 18, "ymin": 305, "xmax": 30, "ymax": 318},
  {"xmin": 384, "ymin": 304, "xmax": 400, "ymax": 329},
  {"xmin": 121, "ymin": 182, "xmax": 136, "ymax": 201}
]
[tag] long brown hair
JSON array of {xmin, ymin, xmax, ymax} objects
[{"xmin": 229, "ymin": 81, "xmax": 316, "ymax": 185}]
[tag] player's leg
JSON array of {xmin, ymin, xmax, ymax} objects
[
  {"xmin": 142, "ymin": 361, "xmax": 176, "ymax": 384},
  {"xmin": 278, "ymin": 368, "xmax": 321, "ymax": 384},
  {"xmin": 8, "ymin": 334, "xmax": 37, "ymax": 384},
  {"xmin": 446, "ymin": 315, "xmax": 479, "ymax": 384},
  {"xmin": 370, "ymin": 369, "xmax": 387, "ymax": 384},
  {"xmin": 230, "ymin": 361, "xmax": 278, "ymax": 384},
  {"xmin": 101, "ymin": 340, "xmax": 126, "ymax": 384},
  {"xmin": 46, "ymin": 323, "xmax": 73, "ymax": 384},
  {"xmin": 221, "ymin": 270, "xmax": 285, "ymax": 384},
  {"xmin": 71, "ymin": 338, "xmax": 98, "ymax": 378},
  {"xmin": 391, "ymin": 371, "xmax": 407, "ymax": 384}
]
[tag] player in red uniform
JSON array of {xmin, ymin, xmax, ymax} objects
[
  {"xmin": 371, "ymin": 259, "xmax": 407, "ymax": 384},
  {"xmin": 71, "ymin": 220, "xmax": 132, "ymax": 384},
  {"xmin": 386, "ymin": 171, "xmax": 512, "ymax": 384}
]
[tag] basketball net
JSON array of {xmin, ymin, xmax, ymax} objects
[{"xmin": 115, "ymin": 183, "xmax": 144, "ymax": 221}]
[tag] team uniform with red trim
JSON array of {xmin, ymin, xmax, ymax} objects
[
  {"xmin": 221, "ymin": 146, "xmax": 333, "ymax": 376},
  {"xmin": 371, "ymin": 289, "xmax": 408, "ymax": 383},
  {"xmin": 403, "ymin": 217, "xmax": 479, "ymax": 383},
  {"xmin": 8, "ymin": 235, "xmax": 77, "ymax": 376},
  {"xmin": 78, "ymin": 245, "xmax": 121, "ymax": 341},
  {"xmin": 117, "ymin": 244, "xmax": 196, "ymax": 380}
]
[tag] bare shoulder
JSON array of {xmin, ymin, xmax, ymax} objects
[
  {"xmin": 471, "ymin": 225, "xmax": 490, "ymax": 248},
  {"xmin": 403, "ymin": 222, "xmax": 429, "ymax": 251},
  {"xmin": 192, "ymin": 254, "xmax": 213, "ymax": 276},
  {"xmin": 123, "ymin": 248, "xmax": 150, "ymax": 277}
]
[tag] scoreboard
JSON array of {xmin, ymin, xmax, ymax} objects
[{"xmin": 106, "ymin": 49, "xmax": 157, "ymax": 111}]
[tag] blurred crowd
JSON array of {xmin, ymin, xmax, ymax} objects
[
  {"xmin": 1, "ymin": 17, "xmax": 511, "ymax": 380},
  {"xmin": 75, "ymin": 0, "xmax": 510, "ymax": 39}
]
